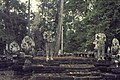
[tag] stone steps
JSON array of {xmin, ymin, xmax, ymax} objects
[
  {"xmin": 1, "ymin": 56, "xmax": 120, "ymax": 79},
  {"xmin": 0, "ymin": 60, "xmax": 13, "ymax": 69},
  {"xmin": 94, "ymin": 60, "xmax": 120, "ymax": 79},
  {"xmin": 33, "ymin": 57, "xmax": 96, "ymax": 64},
  {"xmin": 66, "ymin": 71, "xmax": 100, "ymax": 76},
  {"xmin": 30, "ymin": 57, "xmax": 102, "ymax": 80},
  {"xmin": 32, "ymin": 66, "xmax": 65, "ymax": 73},
  {"xmin": 101, "ymin": 73, "xmax": 120, "ymax": 80},
  {"xmin": 31, "ymin": 73, "xmax": 102, "ymax": 80},
  {"xmin": 0, "ymin": 56, "xmax": 103, "ymax": 80}
]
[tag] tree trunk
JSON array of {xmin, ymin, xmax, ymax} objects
[
  {"xmin": 27, "ymin": 0, "xmax": 31, "ymax": 34},
  {"xmin": 55, "ymin": 0, "xmax": 64, "ymax": 56}
]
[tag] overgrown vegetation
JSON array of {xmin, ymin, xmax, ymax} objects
[{"xmin": 1, "ymin": 0, "xmax": 120, "ymax": 53}]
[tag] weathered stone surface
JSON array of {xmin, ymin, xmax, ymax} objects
[
  {"xmin": 2, "ymin": 56, "xmax": 120, "ymax": 80},
  {"xmin": 29, "ymin": 57, "xmax": 102, "ymax": 80}
]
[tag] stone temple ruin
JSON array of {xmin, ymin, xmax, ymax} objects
[{"xmin": 0, "ymin": 33, "xmax": 120, "ymax": 80}]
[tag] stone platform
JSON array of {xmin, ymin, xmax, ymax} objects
[
  {"xmin": 0, "ymin": 56, "xmax": 120, "ymax": 80},
  {"xmin": 30, "ymin": 57, "xmax": 102, "ymax": 80}
]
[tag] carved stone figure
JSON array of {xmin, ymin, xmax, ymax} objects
[
  {"xmin": 93, "ymin": 33, "xmax": 106, "ymax": 60},
  {"xmin": 43, "ymin": 31, "xmax": 55, "ymax": 61},
  {"xmin": 110, "ymin": 38, "xmax": 120, "ymax": 67},
  {"xmin": 9, "ymin": 41, "xmax": 20, "ymax": 53},
  {"xmin": 111, "ymin": 38, "xmax": 119, "ymax": 55},
  {"xmin": 21, "ymin": 36, "xmax": 35, "ymax": 55}
]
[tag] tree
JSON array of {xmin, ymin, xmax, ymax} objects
[
  {"xmin": 82, "ymin": 0, "xmax": 120, "ymax": 51},
  {"xmin": 63, "ymin": 0, "xmax": 120, "ymax": 52},
  {"xmin": 33, "ymin": 29, "xmax": 45, "ymax": 52},
  {"xmin": 1, "ymin": 0, "xmax": 28, "ymax": 44},
  {"xmin": 63, "ymin": 0, "xmax": 89, "ymax": 52},
  {"xmin": 55, "ymin": 0, "xmax": 64, "ymax": 55},
  {"xmin": 37, "ymin": 0, "xmax": 58, "ymax": 54}
]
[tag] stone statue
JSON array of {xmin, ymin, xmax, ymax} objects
[
  {"xmin": 93, "ymin": 33, "xmax": 106, "ymax": 60},
  {"xmin": 110, "ymin": 38, "xmax": 120, "ymax": 67},
  {"xmin": 43, "ymin": 31, "xmax": 55, "ymax": 61},
  {"xmin": 21, "ymin": 36, "xmax": 35, "ymax": 55},
  {"xmin": 9, "ymin": 41, "xmax": 20, "ymax": 53},
  {"xmin": 111, "ymin": 38, "xmax": 119, "ymax": 55}
]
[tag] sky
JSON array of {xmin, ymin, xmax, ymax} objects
[{"xmin": 20, "ymin": 0, "xmax": 39, "ymax": 12}]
